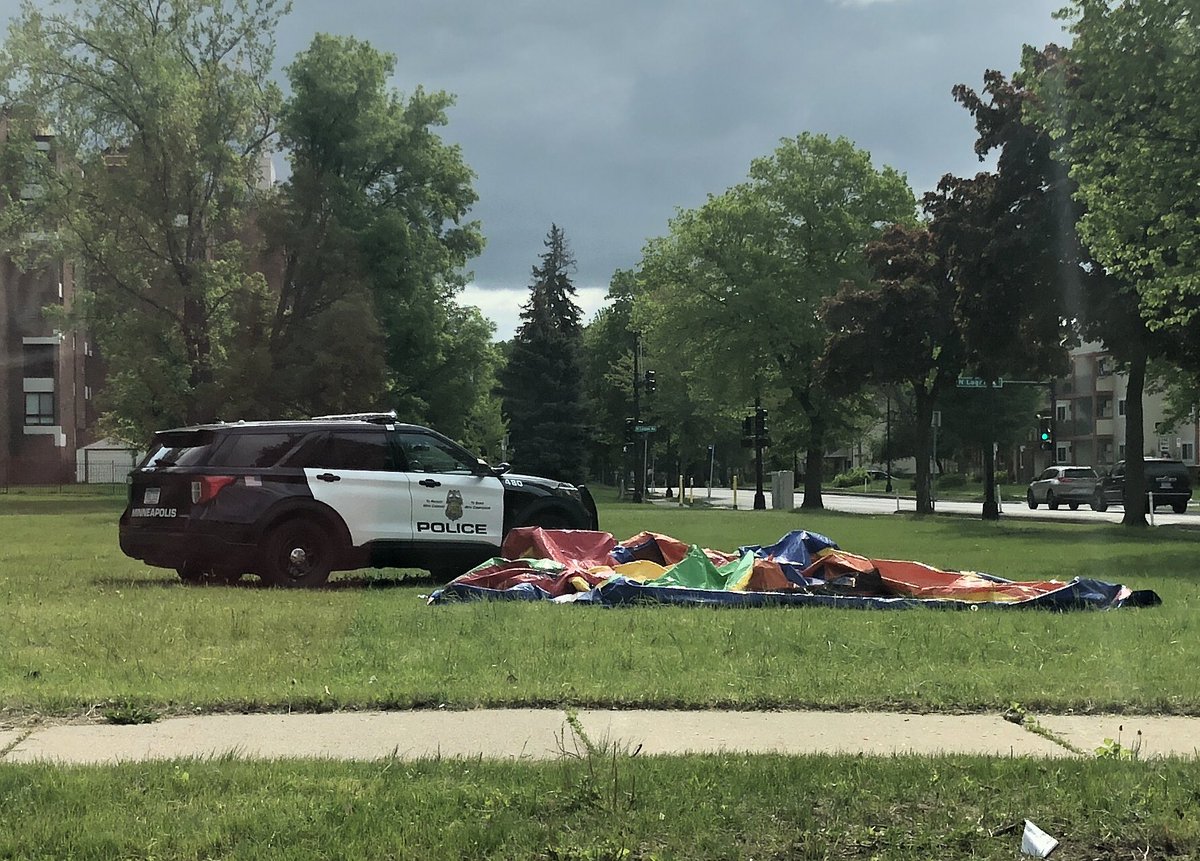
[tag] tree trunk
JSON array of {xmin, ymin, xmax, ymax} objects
[
  {"xmin": 1121, "ymin": 344, "xmax": 1148, "ymax": 527},
  {"xmin": 801, "ymin": 445, "xmax": 824, "ymax": 509}
]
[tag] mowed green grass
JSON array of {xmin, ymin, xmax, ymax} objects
[
  {"xmin": 1, "ymin": 492, "xmax": 1199, "ymax": 716},
  {"xmin": 3, "ymin": 753, "xmax": 1200, "ymax": 859}
]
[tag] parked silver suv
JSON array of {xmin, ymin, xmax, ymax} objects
[{"xmin": 1027, "ymin": 465, "xmax": 1099, "ymax": 510}]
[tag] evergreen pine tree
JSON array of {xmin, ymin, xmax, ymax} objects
[{"xmin": 500, "ymin": 225, "xmax": 588, "ymax": 482}]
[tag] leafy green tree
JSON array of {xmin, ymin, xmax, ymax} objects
[
  {"xmin": 0, "ymin": 0, "xmax": 286, "ymax": 439},
  {"xmin": 265, "ymin": 34, "xmax": 490, "ymax": 438},
  {"xmin": 500, "ymin": 225, "xmax": 588, "ymax": 482},
  {"xmin": 635, "ymin": 133, "xmax": 914, "ymax": 508},
  {"xmin": 965, "ymin": 47, "xmax": 1200, "ymax": 525},
  {"xmin": 1036, "ymin": 1, "xmax": 1200, "ymax": 334},
  {"xmin": 820, "ymin": 224, "xmax": 964, "ymax": 513}
]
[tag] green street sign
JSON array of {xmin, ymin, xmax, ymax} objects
[
  {"xmin": 956, "ymin": 377, "xmax": 1003, "ymax": 388},
  {"xmin": 634, "ymin": 425, "xmax": 657, "ymax": 433}
]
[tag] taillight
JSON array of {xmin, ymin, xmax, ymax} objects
[{"xmin": 191, "ymin": 476, "xmax": 236, "ymax": 505}]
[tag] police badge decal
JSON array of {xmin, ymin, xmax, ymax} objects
[{"xmin": 445, "ymin": 489, "xmax": 464, "ymax": 521}]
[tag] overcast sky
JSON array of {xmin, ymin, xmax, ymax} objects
[{"xmin": 6, "ymin": 0, "xmax": 1071, "ymax": 338}]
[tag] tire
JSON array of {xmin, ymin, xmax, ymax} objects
[
  {"xmin": 1173, "ymin": 502, "xmax": 1188, "ymax": 514},
  {"xmin": 177, "ymin": 564, "xmax": 242, "ymax": 586},
  {"xmin": 1068, "ymin": 502, "xmax": 1079, "ymax": 511},
  {"xmin": 176, "ymin": 564, "xmax": 207, "ymax": 585},
  {"xmin": 259, "ymin": 517, "xmax": 333, "ymax": 588},
  {"xmin": 520, "ymin": 509, "xmax": 572, "ymax": 530},
  {"xmin": 1091, "ymin": 493, "xmax": 1108, "ymax": 513},
  {"xmin": 1026, "ymin": 490, "xmax": 1038, "ymax": 510},
  {"xmin": 1047, "ymin": 491, "xmax": 1059, "ymax": 511}
]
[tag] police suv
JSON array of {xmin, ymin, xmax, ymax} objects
[{"xmin": 118, "ymin": 413, "xmax": 599, "ymax": 587}]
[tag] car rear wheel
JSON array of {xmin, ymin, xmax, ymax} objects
[
  {"xmin": 1173, "ymin": 502, "xmax": 1188, "ymax": 514},
  {"xmin": 1047, "ymin": 491, "xmax": 1059, "ymax": 511},
  {"xmin": 260, "ymin": 517, "xmax": 333, "ymax": 588},
  {"xmin": 1026, "ymin": 490, "xmax": 1038, "ymax": 510},
  {"xmin": 1068, "ymin": 502, "xmax": 1079, "ymax": 510}
]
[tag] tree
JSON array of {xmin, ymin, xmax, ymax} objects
[
  {"xmin": 635, "ymin": 133, "xmax": 915, "ymax": 508},
  {"xmin": 264, "ymin": 34, "xmax": 489, "ymax": 434},
  {"xmin": 499, "ymin": 225, "xmax": 588, "ymax": 482},
  {"xmin": 1036, "ymin": 1, "xmax": 1200, "ymax": 335},
  {"xmin": 0, "ymin": 0, "xmax": 286, "ymax": 440},
  {"xmin": 971, "ymin": 45, "xmax": 1197, "ymax": 525},
  {"xmin": 821, "ymin": 224, "xmax": 963, "ymax": 513}
]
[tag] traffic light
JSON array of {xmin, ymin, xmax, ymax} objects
[
  {"xmin": 644, "ymin": 370, "xmax": 657, "ymax": 394},
  {"xmin": 1038, "ymin": 415, "xmax": 1054, "ymax": 451},
  {"xmin": 624, "ymin": 417, "xmax": 636, "ymax": 442},
  {"xmin": 741, "ymin": 416, "xmax": 754, "ymax": 448},
  {"xmin": 754, "ymin": 406, "xmax": 768, "ymax": 438}
]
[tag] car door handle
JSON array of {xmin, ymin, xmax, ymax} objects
[
  {"xmin": 316, "ymin": 473, "xmax": 341, "ymax": 482},
  {"xmin": 419, "ymin": 478, "xmax": 441, "ymax": 488}
]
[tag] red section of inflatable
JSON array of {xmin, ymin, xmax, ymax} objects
[{"xmin": 500, "ymin": 527, "xmax": 617, "ymax": 568}]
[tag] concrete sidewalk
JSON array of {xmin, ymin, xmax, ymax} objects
[{"xmin": 4, "ymin": 709, "xmax": 1198, "ymax": 764}]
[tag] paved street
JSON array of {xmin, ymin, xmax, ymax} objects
[{"xmin": 660, "ymin": 486, "xmax": 1196, "ymax": 527}]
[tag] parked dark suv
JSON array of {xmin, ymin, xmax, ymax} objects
[
  {"xmin": 119, "ymin": 413, "xmax": 599, "ymax": 587},
  {"xmin": 1090, "ymin": 458, "xmax": 1193, "ymax": 514}
]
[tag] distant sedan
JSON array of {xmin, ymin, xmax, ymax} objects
[{"xmin": 1027, "ymin": 465, "xmax": 1099, "ymax": 510}]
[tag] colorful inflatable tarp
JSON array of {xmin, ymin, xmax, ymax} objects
[{"xmin": 428, "ymin": 527, "xmax": 1161, "ymax": 610}]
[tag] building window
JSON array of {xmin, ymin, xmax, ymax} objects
[
  {"xmin": 25, "ymin": 392, "xmax": 54, "ymax": 425},
  {"xmin": 1118, "ymin": 443, "xmax": 1126, "ymax": 459},
  {"xmin": 23, "ymin": 343, "xmax": 55, "ymax": 378},
  {"xmin": 1097, "ymin": 356, "xmax": 1114, "ymax": 377},
  {"xmin": 1183, "ymin": 442, "xmax": 1196, "ymax": 464},
  {"xmin": 1118, "ymin": 399, "xmax": 1126, "ymax": 417},
  {"xmin": 1056, "ymin": 404, "xmax": 1068, "ymax": 422}
]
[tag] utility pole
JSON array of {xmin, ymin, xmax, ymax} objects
[{"xmin": 632, "ymin": 332, "xmax": 643, "ymax": 503}]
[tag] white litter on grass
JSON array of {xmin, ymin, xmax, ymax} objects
[{"xmin": 1021, "ymin": 819, "xmax": 1059, "ymax": 858}]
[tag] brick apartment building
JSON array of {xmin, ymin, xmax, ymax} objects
[{"xmin": 0, "ymin": 131, "xmax": 102, "ymax": 484}]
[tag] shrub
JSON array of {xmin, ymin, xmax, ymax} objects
[
  {"xmin": 832, "ymin": 467, "xmax": 870, "ymax": 488},
  {"xmin": 937, "ymin": 473, "xmax": 967, "ymax": 489}
]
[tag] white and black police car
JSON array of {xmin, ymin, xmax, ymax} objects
[{"xmin": 119, "ymin": 412, "xmax": 599, "ymax": 587}]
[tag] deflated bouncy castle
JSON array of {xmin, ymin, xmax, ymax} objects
[{"xmin": 428, "ymin": 527, "xmax": 1160, "ymax": 610}]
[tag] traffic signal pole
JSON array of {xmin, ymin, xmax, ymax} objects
[{"xmin": 753, "ymin": 396, "xmax": 766, "ymax": 510}]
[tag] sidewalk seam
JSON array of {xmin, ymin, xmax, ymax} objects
[
  {"xmin": 0, "ymin": 729, "xmax": 33, "ymax": 761},
  {"xmin": 1018, "ymin": 713, "xmax": 1086, "ymax": 756}
]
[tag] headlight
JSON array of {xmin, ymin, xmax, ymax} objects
[{"xmin": 552, "ymin": 482, "xmax": 581, "ymax": 501}]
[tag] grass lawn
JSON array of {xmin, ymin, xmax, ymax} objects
[
  {"xmin": 1, "ymin": 490, "xmax": 1197, "ymax": 719},
  {"xmin": 5, "ymin": 489, "xmax": 1200, "ymax": 859},
  {"xmin": 3, "ymin": 752, "xmax": 1200, "ymax": 859}
]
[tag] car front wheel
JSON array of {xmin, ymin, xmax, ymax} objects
[
  {"xmin": 1027, "ymin": 490, "xmax": 1038, "ymax": 510},
  {"xmin": 1173, "ymin": 502, "xmax": 1188, "ymax": 514},
  {"xmin": 1091, "ymin": 493, "xmax": 1108, "ymax": 512},
  {"xmin": 1047, "ymin": 491, "xmax": 1059, "ymax": 511}
]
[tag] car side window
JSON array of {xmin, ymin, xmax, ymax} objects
[
  {"xmin": 212, "ymin": 432, "xmax": 307, "ymax": 468},
  {"xmin": 394, "ymin": 432, "xmax": 478, "ymax": 475},
  {"xmin": 283, "ymin": 430, "xmax": 392, "ymax": 471},
  {"xmin": 1039, "ymin": 469, "xmax": 1055, "ymax": 481}
]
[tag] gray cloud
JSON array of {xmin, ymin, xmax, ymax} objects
[{"xmin": 0, "ymin": 0, "xmax": 1070, "ymax": 298}]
